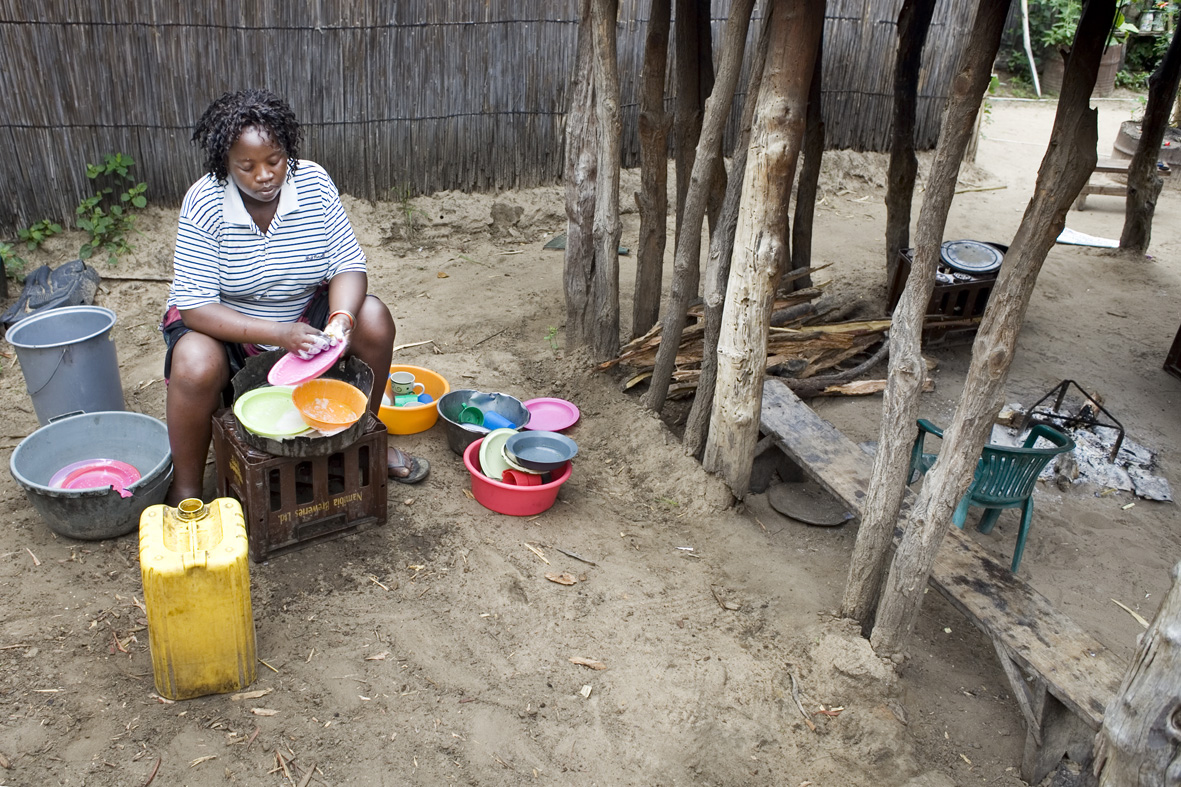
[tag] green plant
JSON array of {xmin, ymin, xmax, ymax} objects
[
  {"xmin": 1116, "ymin": 69, "xmax": 1151, "ymax": 90},
  {"xmin": 1130, "ymin": 93, "xmax": 1149, "ymax": 121},
  {"xmin": 1041, "ymin": 0, "xmax": 1082, "ymax": 52},
  {"xmin": 18, "ymin": 219, "xmax": 62, "ymax": 251},
  {"xmin": 1040, "ymin": 0, "xmax": 1138, "ymax": 52},
  {"xmin": 545, "ymin": 326, "xmax": 559, "ymax": 353},
  {"xmin": 391, "ymin": 183, "xmax": 424, "ymax": 240},
  {"xmin": 75, "ymin": 153, "xmax": 148, "ymax": 265},
  {"xmin": 0, "ymin": 241, "xmax": 25, "ymax": 280}
]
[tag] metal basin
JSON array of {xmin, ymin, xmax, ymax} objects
[
  {"xmin": 437, "ymin": 389, "xmax": 530, "ymax": 455},
  {"xmin": 9, "ymin": 411, "xmax": 173, "ymax": 540}
]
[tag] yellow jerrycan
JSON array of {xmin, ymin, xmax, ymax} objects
[{"xmin": 139, "ymin": 498, "xmax": 256, "ymax": 700}]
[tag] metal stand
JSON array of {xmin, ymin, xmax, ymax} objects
[{"xmin": 1018, "ymin": 380, "xmax": 1124, "ymax": 461}]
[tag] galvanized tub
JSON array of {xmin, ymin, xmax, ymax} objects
[
  {"xmin": 437, "ymin": 389, "xmax": 531, "ymax": 456},
  {"xmin": 9, "ymin": 411, "xmax": 173, "ymax": 540}
]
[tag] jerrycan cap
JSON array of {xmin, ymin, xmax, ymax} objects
[{"xmin": 176, "ymin": 498, "xmax": 209, "ymax": 521}]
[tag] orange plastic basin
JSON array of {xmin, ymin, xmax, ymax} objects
[
  {"xmin": 292, "ymin": 379, "xmax": 368, "ymax": 432},
  {"xmin": 378, "ymin": 365, "xmax": 450, "ymax": 435}
]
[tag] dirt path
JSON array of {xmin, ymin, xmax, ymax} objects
[{"xmin": 0, "ymin": 94, "xmax": 1177, "ymax": 786}]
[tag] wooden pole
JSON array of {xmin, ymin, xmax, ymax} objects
[
  {"xmin": 1094, "ymin": 561, "xmax": 1181, "ymax": 785},
  {"xmin": 787, "ymin": 17, "xmax": 826, "ymax": 291},
  {"xmin": 869, "ymin": 0, "xmax": 1111, "ymax": 657},
  {"xmin": 673, "ymin": 0, "xmax": 710, "ymax": 236},
  {"xmin": 843, "ymin": 0, "xmax": 1010, "ymax": 625},
  {"xmin": 563, "ymin": 0, "xmax": 600, "ymax": 354},
  {"xmin": 883, "ymin": 0, "xmax": 937, "ymax": 287},
  {"xmin": 589, "ymin": 0, "xmax": 622, "ymax": 360},
  {"xmin": 643, "ymin": 0, "xmax": 755, "ymax": 414},
  {"xmin": 1120, "ymin": 26, "xmax": 1181, "ymax": 253},
  {"xmin": 632, "ymin": 0, "xmax": 672, "ymax": 338},
  {"xmin": 682, "ymin": 20, "xmax": 772, "ymax": 459},
  {"xmin": 702, "ymin": 0, "xmax": 825, "ymax": 495}
]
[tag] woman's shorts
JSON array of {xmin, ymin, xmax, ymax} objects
[{"xmin": 160, "ymin": 284, "xmax": 330, "ymax": 382}]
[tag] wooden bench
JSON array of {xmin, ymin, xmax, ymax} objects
[
  {"xmin": 759, "ymin": 378, "xmax": 1126, "ymax": 784},
  {"xmin": 1074, "ymin": 158, "xmax": 1129, "ymax": 210},
  {"xmin": 1074, "ymin": 157, "xmax": 1171, "ymax": 209}
]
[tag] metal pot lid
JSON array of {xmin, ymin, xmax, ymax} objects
[{"xmin": 940, "ymin": 240, "xmax": 1003, "ymax": 274}]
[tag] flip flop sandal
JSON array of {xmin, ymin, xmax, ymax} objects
[{"xmin": 388, "ymin": 449, "xmax": 430, "ymax": 484}]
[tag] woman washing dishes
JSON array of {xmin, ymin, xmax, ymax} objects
[{"xmin": 161, "ymin": 88, "xmax": 428, "ymax": 505}]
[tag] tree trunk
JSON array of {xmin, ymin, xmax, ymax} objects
[
  {"xmin": 564, "ymin": 0, "xmax": 600, "ymax": 354},
  {"xmin": 884, "ymin": 0, "xmax": 938, "ymax": 286},
  {"xmin": 632, "ymin": 0, "xmax": 672, "ymax": 338},
  {"xmin": 869, "ymin": 0, "xmax": 1111, "ymax": 658},
  {"xmin": 679, "ymin": 0, "xmax": 717, "ymax": 304},
  {"xmin": 643, "ymin": 0, "xmax": 755, "ymax": 414},
  {"xmin": 1120, "ymin": 28, "xmax": 1181, "ymax": 253},
  {"xmin": 843, "ymin": 0, "xmax": 1010, "ymax": 626},
  {"xmin": 682, "ymin": 15, "xmax": 772, "ymax": 459},
  {"xmin": 673, "ymin": 0, "xmax": 710, "ymax": 235},
  {"xmin": 702, "ymin": 0, "xmax": 825, "ymax": 496},
  {"xmin": 589, "ymin": 0, "xmax": 622, "ymax": 360},
  {"xmin": 787, "ymin": 22, "xmax": 826, "ymax": 292},
  {"xmin": 1094, "ymin": 560, "xmax": 1181, "ymax": 785}
]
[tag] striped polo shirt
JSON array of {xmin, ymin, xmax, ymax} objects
[{"xmin": 167, "ymin": 160, "xmax": 367, "ymax": 323}]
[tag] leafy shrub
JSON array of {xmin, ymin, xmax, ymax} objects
[{"xmin": 76, "ymin": 153, "xmax": 148, "ymax": 265}]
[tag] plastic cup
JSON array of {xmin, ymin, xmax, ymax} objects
[
  {"xmin": 458, "ymin": 405, "xmax": 485, "ymax": 426},
  {"xmin": 389, "ymin": 371, "xmax": 426, "ymax": 396},
  {"xmin": 501, "ymin": 469, "xmax": 544, "ymax": 486},
  {"xmin": 417, "ymin": 392, "xmax": 434, "ymax": 404},
  {"xmin": 481, "ymin": 411, "xmax": 517, "ymax": 430}
]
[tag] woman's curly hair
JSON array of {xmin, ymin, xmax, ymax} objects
[{"xmin": 192, "ymin": 89, "xmax": 301, "ymax": 182}]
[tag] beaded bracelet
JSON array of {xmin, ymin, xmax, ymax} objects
[{"xmin": 327, "ymin": 309, "xmax": 355, "ymax": 330}]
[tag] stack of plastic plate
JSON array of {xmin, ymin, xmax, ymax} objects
[{"xmin": 232, "ymin": 386, "xmax": 311, "ymax": 440}]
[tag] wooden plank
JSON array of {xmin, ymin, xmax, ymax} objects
[
  {"xmin": 1080, "ymin": 183, "xmax": 1127, "ymax": 198},
  {"xmin": 759, "ymin": 378, "xmax": 1124, "ymax": 731},
  {"xmin": 1093, "ymin": 157, "xmax": 1130, "ymax": 174}
]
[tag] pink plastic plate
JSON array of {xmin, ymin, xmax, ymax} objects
[
  {"xmin": 53, "ymin": 459, "xmax": 141, "ymax": 498},
  {"xmin": 267, "ymin": 341, "xmax": 346, "ymax": 387},
  {"xmin": 48, "ymin": 459, "xmax": 103, "ymax": 489},
  {"xmin": 522, "ymin": 397, "xmax": 580, "ymax": 432}
]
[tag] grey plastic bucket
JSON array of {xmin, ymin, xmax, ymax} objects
[
  {"xmin": 9, "ymin": 411, "xmax": 173, "ymax": 540},
  {"xmin": 6, "ymin": 305, "xmax": 125, "ymax": 425}
]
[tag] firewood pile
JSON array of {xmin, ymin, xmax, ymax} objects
[{"xmin": 600, "ymin": 284, "xmax": 909, "ymax": 399}]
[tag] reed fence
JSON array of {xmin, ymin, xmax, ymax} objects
[{"xmin": 0, "ymin": 0, "xmax": 973, "ymax": 235}]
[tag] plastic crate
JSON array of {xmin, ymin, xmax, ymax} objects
[
  {"xmin": 887, "ymin": 248, "xmax": 997, "ymax": 344},
  {"xmin": 211, "ymin": 409, "xmax": 388, "ymax": 562}
]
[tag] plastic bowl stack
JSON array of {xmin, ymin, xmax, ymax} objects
[{"xmin": 462, "ymin": 433, "xmax": 575, "ymax": 516}]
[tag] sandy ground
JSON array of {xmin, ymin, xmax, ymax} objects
[{"xmin": 0, "ymin": 94, "xmax": 1178, "ymax": 787}]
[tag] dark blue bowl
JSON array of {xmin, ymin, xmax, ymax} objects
[{"xmin": 504, "ymin": 431, "xmax": 578, "ymax": 472}]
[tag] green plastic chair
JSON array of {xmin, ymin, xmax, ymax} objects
[{"xmin": 908, "ymin": 419, "xmax": 1075, "ymax": 572}]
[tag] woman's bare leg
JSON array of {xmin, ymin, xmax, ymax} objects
[
  {"xmin": 165, "ymin": 331, "xmax": 230, "ymax": 505},
  {"xmin": 349, "ymin": 297, "xmax": 426, "ymax": 480},
  {"xmin": 349, "ymin": 296, "xmax": 396, "ymax": 412}
]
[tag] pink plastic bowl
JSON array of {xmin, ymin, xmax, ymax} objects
[{"xmin": 463, "ymin": 438, "xmax": 572, "ymax": 516}]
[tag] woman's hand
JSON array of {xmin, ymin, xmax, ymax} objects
[
  {"xmin": 278, "ymin": 321, "xmax": 330, "ymax": 358},
  {"xmin": 323, "ymin": 310, "xmax": 354, "ymax": 355}
]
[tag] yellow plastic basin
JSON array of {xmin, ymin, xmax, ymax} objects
[{"xmin": 378, "ymin": 365, "xmax": 450, "ymax": 435}]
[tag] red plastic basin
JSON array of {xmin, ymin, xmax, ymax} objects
[{"xmin": 463, "ymin": 438, "xmax": 572, "ymax": 516}]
